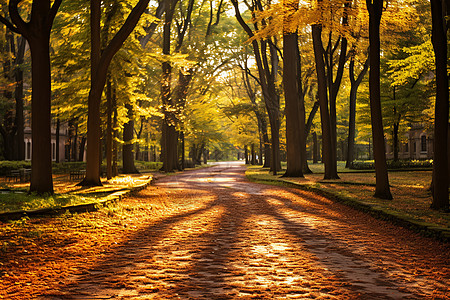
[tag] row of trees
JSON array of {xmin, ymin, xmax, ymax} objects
[
  {"xmin": 0, "ymin": 0, "xmax": 448, "ymax": 210},
  {"xmin": 225, "ymin": 0, "xmax": 447, "ymax": 209}
]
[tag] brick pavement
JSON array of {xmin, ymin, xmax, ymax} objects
[{"xmin": 38, "ymin": 162, "xmax": 450, "ymax": 299}]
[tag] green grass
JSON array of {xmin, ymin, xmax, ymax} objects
[{"xmin": 0, "ymin": 190, "xmax": 100, "ymax": 213}]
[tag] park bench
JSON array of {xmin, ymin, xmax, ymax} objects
[
  {"xmin": 5, "ymin": 170, "xmax": 21, "ymax": 182},
  {"xmin": 21, "ymin": 169, "xmax": 31, "ymax": 182},
  {"xmin": 69, "ymin": 169, "xmax": 86, "ymax": 181},
  {"xmin": 5, "ymin": 169, "xmax": 31, "ymax": 183}
]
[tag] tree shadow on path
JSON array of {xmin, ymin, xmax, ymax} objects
[{"xmin": 44, "ymin": 165, "xmax": 450, "ymax": 299}]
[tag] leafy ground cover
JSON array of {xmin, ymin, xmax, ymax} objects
[
  {"xmin": 0, "ymin": 174, "xmax": 151, "ymax": 213},
  {"xmin": 1, "ymin": 163, "xmax": 448, "ymax": 299},
  {"xmin": 247, "ymin": 163, "xmax": 450, "ymax": 238}
]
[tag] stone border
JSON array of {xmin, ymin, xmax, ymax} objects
[
  {"xmin": 0, "ymin": 176, "xmax": 153, "ymax": 223},
  {"xmin": 247, "ymin": 174, "xmax": 450, "ymax": 243}
]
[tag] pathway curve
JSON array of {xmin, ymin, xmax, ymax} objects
[{"xmin": 51, "ymin": 162, "xmax": 449, "ymax": 299}]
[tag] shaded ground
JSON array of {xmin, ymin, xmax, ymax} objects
[
  {"xmin": 247, "ymin": 165, "xmax": 449, "ymax": 230},
  {"xmin": 1, "ymin": 162, "xmax": 449, "ymax": 299}
]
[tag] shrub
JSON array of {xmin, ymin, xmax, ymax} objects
[
  {"xmin": 0, "ymin": 161, "xmax": 32, "ymax": 176},
  {"xmin": 350, "ymin": 159, "xmax": 433, "ymax": 170}
]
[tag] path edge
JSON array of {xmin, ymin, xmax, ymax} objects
[
  {"xmin": 246, "ymin": 174, "xmax": 450, "ymax": 243},
  {"xmin": 0, "ymin": 176, "xmax": 153, "ymax": 223}
]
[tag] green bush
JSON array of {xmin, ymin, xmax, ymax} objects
[
  {"xmin": 134, "ymin": 161, "xmax": 162, "ymax": 171},
  {"xmin": 0, "ymin": 161, "xmax": 89, "ymax": 176},
  {"xmin": 52, "ymin": 162, "xmax": 86, "ymax": 174},
  {"xmin": 350, "ymin": 159, "xmax": 433, "ymax": 170},
  {"xmin": 0, "ymin": 161, "xmax": 31, "ymax": 176}
]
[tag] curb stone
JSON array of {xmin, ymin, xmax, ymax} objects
[
  {"xmin": 247, "ymin": 175, "xmax": 450, "ymax": 243},
  {"xmin": 0, "ymin": 176, "xmax": 153, "ymax": 223}
]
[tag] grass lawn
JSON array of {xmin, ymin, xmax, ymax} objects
[
  {"xmin": 0, "ymin": 174, "xmax": 151, "ymax": 213},
  {"xmin": 247, "ymin": 163, "xmax": 449, "ymax": 234}
]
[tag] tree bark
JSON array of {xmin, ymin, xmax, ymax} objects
[
  {"xmin": 0, "ymin": 0, "xmax": 62, "ymax": 193},
  {"xmin": 55, "ymin": 118, "xmax": 60, "ymax": 163},
  {"xmin": 346, "ymin": 54, "xmax": 369, "ymax": 168},
  {"xmin": 112, "ymin": 88, "xmax": 118, "ymax": 176},
  {"xmin": 78, "ymin": 137, "xmax": 86, "ymax": 162},
  {"xmin": 106, "ymin": 78, "xmax": 113, "ymax": 179},
  {"xmin": 81, "ymin": 0, "xmax": 151, "ymax": 186},
  {"xmin": 313, "ymin": 131, "xmax": 318, "ymax": 163},
  {"xmin": 430, "ymin": 0, "xmax": 449, "ymax": 210},
  {"xmin": 231, "ymin": 0, "xmax": 281, "ymax": 174},
  {"xmin": 283, "ymin": 31, "xmax": 303, "ymax": 177},
  {"xmin": 366, "ymin": 0, "xmax": 392, "ymax": 199},
  {"xmin": 312, "ymin": 23, "xmax": 338, "ymax": 180},
  {"xmin": 123, "ymin": 104, "xmax": 139, "ymax": 174},
  {"xmin": 160, "ymin": 0, "xmax": 179, "ymax": 172},
  {"xmin": 14, "ymin": 36, "xmax": 25, "ymax": 161}
]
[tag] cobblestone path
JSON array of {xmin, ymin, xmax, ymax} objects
[{"xmin": 48, "ymin": 162, "xmax": 449, "ymax": 299}]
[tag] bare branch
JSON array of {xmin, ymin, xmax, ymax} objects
[
  {"xmin": 48, "ymin": 0, "xmax": 63, "ymax": 29},
  {"xmin": 8, "ymin": 0, "xmax": 27, "ymax": 35},
  {"xmin": 0, "ymin": 15, "xmax": 20, "ymax": 34}
]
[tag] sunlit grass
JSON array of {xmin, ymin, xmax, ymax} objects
[
  {"xmin": 0, "ymin": 173, "xmax": 153, "ymax": 214},
  {"xmin": 0, "ymin": 191, "xmax": 98, "ymax": 213},
  {"xmin": 246, "ymin": 165, "xmax": 450, "ymax": 230}
]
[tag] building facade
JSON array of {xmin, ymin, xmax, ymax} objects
[{"xmin": 385, "ymin": 124, "xmax": 433, "ymax": 160}]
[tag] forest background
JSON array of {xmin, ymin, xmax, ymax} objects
[{"xmin": 0, "ymin": 0, "xmax": 448, "ymax": 210}]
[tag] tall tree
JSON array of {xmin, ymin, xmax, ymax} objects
[
  {"xmin": 0, "ymin": 0, "xmax": 63, "ymax": 194},
  {"xmin": 312, "ymin": 22, "xmax": 336, "ymax": 179},
  {"xmin": 346, "ymin": 49, "xmax": 369, "ymax": 168},
  {"xmin": 123, "ymin": 104, "xmax": 139, "ymax": 173},
  {"xmin": 160, "ymin": 0, "xmax": 179, "ymax": 172},
  {"xmin": 366, "ymin": 0, "xmax": 392, "ymax": 199},
  {"xmin": 0, "ymin": 30, "xmax": 25, "ymax": 161},
  {"xmin": 430, "ymin": 0, "xmax": 449, "ymax": 210},
  {"xmin": 231, "ymin": 0, "xmax": 281, "ymax": 174},
  {"xmin": 282, "ymin": 0, "xmax": 304, "ymax": 177},
  {"xmin": 80, "ymin": 0, "xmax": 152, "ymax": 186}
]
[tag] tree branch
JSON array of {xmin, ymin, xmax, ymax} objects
[
  {"xmin": 0, "ymin": 15, "xmax": 20, "ymax": 34},
  {"xmin": 8, "ymin": 0, "xmax": 28, "ymax": 36},
  {"xmin": 47, "ymin": 0, "xmax": 63, "ymax": 29}
]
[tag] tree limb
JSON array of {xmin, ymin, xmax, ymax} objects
[{"xmin": 0, "ymin": 15, "xmax": 20, "ymax": 34}]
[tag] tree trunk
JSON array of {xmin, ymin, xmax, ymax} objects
[
  {"xmin": 283, "ymin": 31, "xmax": 303, "ymax": 177},
  {"xmin": 231, "ymin": 0, "xmax": 280, "ymax": 174},
  {"xmin": 295, "ymin": 35, "xmax": 309, "ymax": 175},
  {"xmin": 1, "ymin": 1, "xmax": 63, "ymax": 193},
  {"xmin": 430, "ymin": 0, "xmax": 449, "ymax": 210},
  {"xmin": 393, "ymin": 120, "xmax": 399, "ymax": 161},
  {"xmin": 72, "ymin": 122, "xmax": 78, "ymax": 162},
  {"xmin": 81, "ymin": 0, "xmax": 152, "ymax": 186},
  {"xmin": 82, "ymin": 0, "xmax": 102, "ymax": 185},
  {"xmin": 245, "ymin": 146, "xmax": 249, "ymax": 164},
  {"xmin": 28, "ymin": 33, "xmax": 54, "ymax": 193},
  {"xmin": 112, "ymin": 89, "xmax": 118, "ymax": 176},
  {"xmin": 312, "ymin": 24, "xmax": 338, "ymax": 180},
  {"xmin": 106, "ymin": 78, "xmax": 113, "ymax": 179},
  {"xmin": 346, "ymin": 54, "xmax": 369, "ymax": 168},
  {"xmin": 14, "ymin": 36, "xmax": 25, "ymax": 161},
  {"xmin": 313, "ymin": 131, "xmax": 318, "ymax": 163},
  {"xmin": 79, "ymin": 137, "xmax": 86, "ymax": 162},
  {"xmin": 251, "ymin": 144, "xmax": 256, "ymax": 165},
  {"xmin": 123, "ymin": 104, "xmax": 139, "ymax": 174},
  {"xmin": 55, "ymin": 118, "xmax": 60, "ymax": 163},
  {"xmin": 181, "ymin": 131, "xmax": 185, "ymax": 169},
  {"xmin": 367, "ymin": 0, "xmax": 392, "ymax": 199},
  {"xmin": 160, "ymin": 0, "xmax": 179, "ymax": 172}
]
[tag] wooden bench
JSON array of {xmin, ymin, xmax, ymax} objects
[
  {"xmin": 21, "ymin": 169, "xmax": 31, "ymax": 182},
  {"xmin": 5, "ymin": 170, "xmax": 21, "ymax": 182},
  {"xmin": 69, "ymin": 170, "xmax": 86, "ymax": 181}
]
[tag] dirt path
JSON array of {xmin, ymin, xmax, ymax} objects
[{"xmin": 2, "ymin": 162, "xmax": 449, "ymax": 299}]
